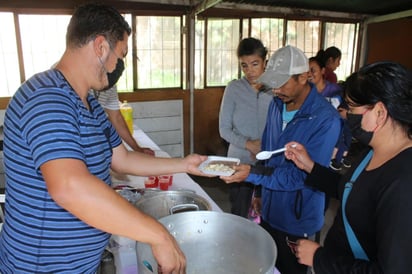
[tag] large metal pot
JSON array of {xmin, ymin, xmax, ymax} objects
[
  {"xmin": 134, "ymin": 190, "xmax": 211, "ymax": 219},
  {"xmin": 136, "ymin": 211, "xmax": 277, "ymax": 274}
]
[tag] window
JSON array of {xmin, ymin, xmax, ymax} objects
[
  {"xmin": 19, "ymin": 15, "xmax": 71, "ymax": 80},
  {"xmin": 0, "ymin": 13, "xmax": 133, "ymax": 96},
  {"xmin": 324, "ymin": 22, "xmax": 359, "ymax": 81},
  {"xmin": 286, "ymin": 20, "xmax": 320, "ymax": 58},
  {"xmin": 0, "ymin": 12, "xmax": 21, "ymax": 97},
  {"xmin": 194, "ymin": 19, "xmax": 205, "ymax": 89},
  {"xmin": 206, "ymin": 19, "xmax": 240, "ymax": 87},
  {"xmin": 250, "ymin": 18, "xmax": 284, "ymax": 55},
  {"xmin": 117, "ymin": 14, "xmax": 133, "ymax": 92},
  {"xmin": 0, "ymin": 9, "xmax": 360, "ymax": 97},
  {"xmin": 136, "ymin": 16, "xmax": 182, "ymax": 89}
]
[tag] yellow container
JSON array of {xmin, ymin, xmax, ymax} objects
[{"xmin": 120, "ymin": 100, "xmax": 133, "ymax": 134}]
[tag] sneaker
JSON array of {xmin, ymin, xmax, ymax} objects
[
  {"xmin": 329, "ymin": 159, "xmax": 342, "ymax": 171},
  {"xmin": 341, "ymin": 157, "xmax": 352, "ymax": 168}
]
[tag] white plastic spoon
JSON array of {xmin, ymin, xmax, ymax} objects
[{"xmin": 256, "ymin": 144, "xmax": 297, "ymax": 160}]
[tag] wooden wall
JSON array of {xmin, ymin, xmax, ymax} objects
[
  {"xmin": 120, "ymin": 87, "xmax": 227, "ymax": 157},
  {"xmin": 193, "ymin": 87, "xmax": 227, "ymax": 156},
  {"xmin": 118, "ymin": 90, "xmax": 191, "ymax": 155},
  {"xmin": 130, "ymin": 100, "xmax": 184, "ymax": 157},
  {"xmin": 366, "ymin": 17, "xmax": 412, "ymax": 69}
]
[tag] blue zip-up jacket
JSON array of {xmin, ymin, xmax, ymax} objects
[{"xmin": 246, "ymin": 85, "xmax": 342, "ymax": 236}]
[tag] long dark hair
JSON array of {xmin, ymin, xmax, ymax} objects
[
  {"xmin": 315, "ymin": 46, "xmax": 341, "ymax": 66},
  {"xmin": 344, "ymin": 62, "xmax": 412, "ymax": 138}
]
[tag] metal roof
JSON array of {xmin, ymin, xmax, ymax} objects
[{"xmin": 220, "ymin": 0, "xmax": 412, "ymax": 15}]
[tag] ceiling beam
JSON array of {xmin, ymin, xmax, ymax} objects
[
  {"xmin": 194, "ymin": 0, "xmax": 223, "ymax": 15},
  {"xmin": 210, "ymin": 2, "xmax": 368, "ymax": 20}
]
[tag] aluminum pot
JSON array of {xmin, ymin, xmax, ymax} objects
[
  {"xmin": 134, "ymin": 190, "xmax": 211, "ymax": 219},
  {"xmin": 136, "ymin": 211, "xmax": 277, "ymax": 274}
]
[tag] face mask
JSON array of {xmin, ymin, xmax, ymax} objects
[
  {"xmin": 346, "ymin": 112, "xmax": 374, "ymax": 145},
  {"xmin": 106, "ymin": 58, "xmax": 125, "ymax": 89}
]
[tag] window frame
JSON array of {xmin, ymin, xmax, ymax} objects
[
  {"xmin": 0, "ymin": 7, "xmax": 362, "ymax": 98},
  {"xmin": 198, "ymin": 16, "xmax": 360, "ymax": 88}
]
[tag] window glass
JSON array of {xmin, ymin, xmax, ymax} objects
[
  {"xmin": 286, "ymin": 20, "xmax": 320, "ymax": 58},
  {"xmin": 182, "ymin": 16, "xmax": 187, "ymax": 90},
  {"xmin": 19, "ymin": 15, "xmax": 71, "ymax": 79},
  {"xmin": 0, "ymin": 12, "xmax": 20, "ymax": 97},
  {"xmin": 206, "ymin": 19, "xmax": 240, "ymax": 87},
  {"xmin": 242, "ymin": 18, "xmax": 249, "ymax": 38},
  {"xmin": 324, "ymin": 22, "xmax": 358, "ymax": 81},
  {"xmin": 194, "ymin": 19, "xmax": 205, "ymax": 89},
  {"xmin": 251, "ymin": 18, "xmax": 284, "ymax": 55},
  {"xmin": 117, "ymin": 14, "xmax": 133, "ymax": 92},
  {"xmin": 136, "ymin": 16, "xmax": 181, "ymax": 89}
]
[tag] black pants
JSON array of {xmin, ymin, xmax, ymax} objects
[
  {"xmin": 229, "ymin": 182, "xmax": 254, "ymax": 218},
  {"xmin": 260, "ymin": 220, "xmax": 309, "ymax": 274}
]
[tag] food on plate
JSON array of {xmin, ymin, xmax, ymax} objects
[
  {"xmin": 203, "ymin": 162, "xmax": 235, "ymax": 173},
  {"xmin": 199, "ymin": 156, "xmax": 240, "ymax": 176}
]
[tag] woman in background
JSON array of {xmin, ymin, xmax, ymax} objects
[
  {"xmin": 285, "ymin": 61, "xmax": 412, "ymax": 273},
  {"xmin": 308, "ymin": 55, "xmax": 342, "ymax": 105},
  {"xmin": 317, "ymin": 46, "xmax": 342, "ymax": 84},
  {"xmin": 219, "ymin": 38, "xmax": 272, "ymax": 217},
  {"xmin": 308, "ymin": 55, "xmax": 351, "ymax": 171}
]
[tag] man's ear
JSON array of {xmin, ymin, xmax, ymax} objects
[
  {"xmin": 93, "ymin": 35, "xmax": 108, "ymax": 58},
  {"xmin": 298, "ymin": 72, "xmax": 309, "ymax": 84}
]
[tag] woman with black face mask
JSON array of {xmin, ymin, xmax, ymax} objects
[{"xmin": 283, "ymin": 61, "xmax": 412, "ymax": 274}]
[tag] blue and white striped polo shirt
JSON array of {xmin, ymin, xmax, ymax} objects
[{"xmin": 0, "ymin": 69, "xmax": 122, "ymax": 273}]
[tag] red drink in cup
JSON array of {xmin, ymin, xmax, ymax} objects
[
  {"xmin": 149, "ymin": 176, "xmax": 159, "ymax": 187},
  {"xmin": 158, "ymin": 177, "xmax": 169, "ymax": 191},
  {"xmin": 159, "ymin": 175, "xmax": 173, "ymax": 186},
  {"xmin": 144, "ymin": 177, "xmax": 157, "ymax": 188}
]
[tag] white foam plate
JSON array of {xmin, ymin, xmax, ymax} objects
[{"xmin": 198, "ymin": 156, "xmax": 240, "ymax": 176}]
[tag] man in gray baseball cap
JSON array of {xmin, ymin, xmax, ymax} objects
[
  {"xmin": 258, "ymin": 45, "xmax": 309, "ymax": 89},
  {"xmin": 221, "ymin": 45, "xmax": 342, "ymax": 274}
]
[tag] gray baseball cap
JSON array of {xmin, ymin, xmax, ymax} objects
[{"xmin": 258, "ymin": 45, "xmax": 309, "ymax": 89}]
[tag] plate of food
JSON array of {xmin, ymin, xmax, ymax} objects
[{"xmin": 199, "ymin": 156, "xmax": 240, "ymax": 176}]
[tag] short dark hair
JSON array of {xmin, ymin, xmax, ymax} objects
[
  {"xmin": 237, "ymin": 38, "xmax": 268, "ymax": 60},
  {"xmin": 66, "ymin": 3, "xmax": 131, "ymax": 48},
  {"xmin": 344, "ymin": 61, "xmax": 412, "ymax": 138}
]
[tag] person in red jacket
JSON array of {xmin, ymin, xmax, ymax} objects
[{"xmin": 316, "ymin": 46, "xmax": 342, "ymax": 84}]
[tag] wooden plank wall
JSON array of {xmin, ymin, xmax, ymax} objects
[
  {"xmin": 366, "ymin": 17, "xmax": 412, "ymax": 69},
  {"xmin": 130, "ymin": 100, "xmax": 184, "ymax": 157},
  {"xmin": 193, "ymin": 88, "xmax": 227, "ymax": 156}
]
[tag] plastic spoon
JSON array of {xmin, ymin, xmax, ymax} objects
[{"xmin": 256, "ymin": 144, "xmax": 297, "ymax": 160}]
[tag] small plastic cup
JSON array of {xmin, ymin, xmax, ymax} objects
[
  {"xmin": 144, "ymin": 177, "xmax": 157, "ymax": 189},
  {"xmin": 159, "ymin": 175, "xmax": 173, "ymax": 186},
  {"xmin": 158, "ymin": 177, "xmax": 169, "ymax": 191},
  {"xmin": 149, "ymin": 176, "xmax": 159, "ymax": 187}
]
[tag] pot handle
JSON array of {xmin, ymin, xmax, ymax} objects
[{"xmin": 169, "ymin": 204, "xmax": 199, "ymax": 215}]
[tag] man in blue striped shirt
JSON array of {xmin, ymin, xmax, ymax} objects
[{"xmin": 0, "ymin": 4, "xmax": 206, "ymax": 273}]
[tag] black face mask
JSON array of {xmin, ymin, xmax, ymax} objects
[
  {"xmin": 106, "ymin": 58, "xmax": 125, "ymax": 89},
  {"xmin": 346, "ymin": 113, "xmax": 374, "ymax": 145}
]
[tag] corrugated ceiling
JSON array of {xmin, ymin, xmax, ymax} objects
[{"xmin": 212, "ymin": 0, "xmax": 412, "ymax": 15}]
